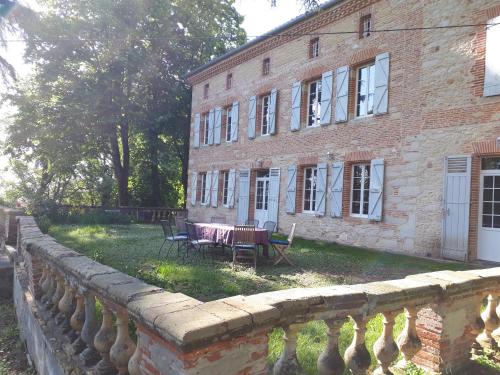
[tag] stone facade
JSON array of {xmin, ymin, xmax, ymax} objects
[{"xmin": 185, "ymin": 0, "xmax": 500, "ymax": 261}]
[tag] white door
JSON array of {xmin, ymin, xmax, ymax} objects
[
  {"xmin": 478, "ymin": 158, "xmax": 500, "ymax": 262},
  {"xmin": 442, "ymin": 156, "xmax": 471, "ymax": 261},
  {"xmin": 254, "ymin": 171, "xmax": 270, "ymax": 228}
]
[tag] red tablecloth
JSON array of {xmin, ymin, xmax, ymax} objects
[{"xmin": 194, "ymin": 223, "xmax": 269, "ymax": 256}]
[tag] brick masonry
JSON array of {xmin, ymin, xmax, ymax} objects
[{"xmin": 186, "ymin": 0, "xmax": 500, "ymax": 261}]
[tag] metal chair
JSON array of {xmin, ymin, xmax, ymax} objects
[
  {"xmin": 270, "ymin": 223, "xmax": 296, "ymax": 266},
  {"xmin": 174, "ymin": 216, "xmax": 188, "ymax": 236},
  {"xmin": 262, "ymin": 221, "xmax": 276, "ymax": 241},
  {"xmin": 232, "ymin": 225, "xmax": 257, "ymax": 270},
  {"xmin": 211, "ymin": 216, "xmax": 226, "ymax": 224},
  {"xmin": 158, "ymin": 220, "xmax": 187, "ymax": 259},
  {"xmin": 186, "ymin": 222, "xmax": 216, "ymax": 258},
  {"xmin": 245, "ymin": 219, "xmax": 259, "ymax": 227}
]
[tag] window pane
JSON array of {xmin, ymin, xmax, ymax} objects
[
  {"xmin": 484, "ymin": 202, "xmax": 493, "ymax": 214},
  {"xmin": 352, "ymin": 202, "xmax": 360, "ymax": 214},
  {"xmin": 482, "ymin": 158, "xmax": 500, "ymax": 170},
  {"xmin": 495, "ymin": 189, "xmax": 500, "ymax": 202},
  {"xmin": 483, "ymin": 215, "xmax": 493, "ymax": 228},
  {"xmin": 354, "ymin": 165, "xmax": 362, "ymax": 178},
  {"xmin": 484, "ymin": 176, "xmax": 494, "ymax": 188},
  {"xmin": 495, "ymin": 203, "xmax": 500, "ymax": 215},
  {"xmin": 352, "ymin": 190, "xmax": 361, "ymax": 203},
  {"xmin": 495, "ymin": 176, "xmax": 500, "ymax": 187},
  {"xmin": 494, "ymin": 216, "xmax": 500, "ymax": 229},
  {"xmin": 363, "ymin": 202, "xmax": 369, "ymax": 215},
  {"xmin": 363, "ymin": 189, "xmax": 370, "ymax": 203},
  {"xmin": 484, "ymin": 189, "xmax": 493, "ymax": 201}
]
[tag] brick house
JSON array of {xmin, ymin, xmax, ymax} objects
[{"xmin": 185, "ymin": 0, "xmax": 500, "ymax": 262}]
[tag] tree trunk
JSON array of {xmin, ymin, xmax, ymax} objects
[
  {"xmin": 109, "ymin": 123, "xmax": 129, "ymax": 207},
  {"xmin": 148, "ymin": 129, "xmax": 161, "ymax": 206}
]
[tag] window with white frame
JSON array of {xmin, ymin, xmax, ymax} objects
[
  {"xmin": 303, "ymin": 167, "xmax": 318, "ymax": 212},
  {"xmin": 261, "ymin": 94, "xmax": 271, "ymax": 135},
  {"xmin": 307, "ymin": 80, "xmax": 322, "ymax": 127},
  {"xmin": 222, "ymin": 171, "xmax": 230, "ymax": 206},
  {"xmin": 310, "ymin": 38, "xmax": 320, "ymax": 58},
  {"xmin": 351, "ymin": 164, "xmax": 371, "ymax": 217},
  {"xmin": 201, "ymin": 173, "xmax": 208, "ymax": 204},
  {"xmin": 356, "ymin": 63, "xmax": 375, "ymax": 117},
  {"xmin": 225, "ymin": 107, "xmax": 232, "ymax": 142},
  {"xmin": 360, "ymin": 14, "xmax": 372, "ymax": 39},
  {"xmin": 203, "ymin": 112, "xmax": 209, "ymax": 145}
]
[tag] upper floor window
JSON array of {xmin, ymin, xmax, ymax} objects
[
  {"xmin": 225, "ymin": 106, "xmax": 232, "ymax": 142},
  {"xmin": 303, "ymin": 167, "xmax": 318, "ymax": 213},
  {"xmin": 351, "ymin": 164, "xmax": 370, "ymax": 217},
  {"xmin": 203, "ymin": 112, "xmax": 210, "ymax": 145},
  {"xmin": 222, "ymin": 171, "xmax": 230, "ymax": 206},
  {"xmin": 201, "ymin": 173, "xmax": 209, "ymax": 205},
  {"xmin": 263, "ymin": 58, "xmax": 270, "ymax": 76},
  {"xmin": 307, "ymin": 79, "xmax": 322, "ymax": 127},
  {"xmin": 356, "ymin": 63, "xmax": 375, "ymax": 117},
  {"xmin": 309, "ymin": 37, "xmax": 320, "ymax": 58},
  {"xmin": 203, "ymin": 83, "xmax": 209, "ymax": 99},
  {"xmin": 261, "ymin": 94, "xmax": 271, "ymax": 135},
  {"xmin": 360, "ymin": 14, "xmax": 372, "ymax": 39},
  {"xmin": 226, "ymin": 73, "xmax": 233, "ymax": 90}
]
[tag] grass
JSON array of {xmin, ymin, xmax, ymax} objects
[{"xmin": 49, "ymin": 223, "xmax": 476, "ymax": 374}]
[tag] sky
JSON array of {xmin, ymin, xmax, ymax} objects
[{"xmin": 0, "ymin": 0, "xmax": 315, "ymax": 192}]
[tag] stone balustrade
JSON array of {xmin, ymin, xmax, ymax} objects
[{"xmin": 6, "ymin": 213, "xmax": 500, "ymax": 375}]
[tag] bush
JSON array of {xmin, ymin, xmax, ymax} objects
[
  {"xmin": 36, "ymin": 215, "xmax": 52, "ymax": 234},
  {"xmin": 66, "ymin": 211, "xmax": 133, "ymax": 225}
]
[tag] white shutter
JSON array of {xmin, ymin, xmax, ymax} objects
[
  {"xmin": 290, "ymin": 82, "xmax": 301, "ymax": 131},
  {"xmin": 335, "ymin": 66, "xmax": 349, "ymax": 123},
  {"xmin": 237, "ymin": 170, "xmax": 250, "ymax": 224},
  {"xmin": 191, "ymin": 172, "xmax": 197, "ymax": 206},
  {"xmin": 214, "ymin": 107, "xmax": 222, "ymax": 145},
  {"xmin": 205, "ymin": 170, "xmax": 212, "ymax": 206},
  {"xmin": 193, "ymin": 113, "xmax": 200, "ymax": 148},
  {"xmin": 330, "ymin": 162, "xmax": 344, "ymax": 218},
  {"xmin": 368, "ymin": 159, "xmax": 384, "ymax": 221},
  {"xmin": 231, "ymin": 102, "xmax": 239, "ymax": 142},
  {"xmin": 320, "ymin": 71, "xmax": 333, "ymax": 125},
  {"xmin": 269, "ymin": 88, "xmax": 278, "ymax": 135},
  {"xmin": 211, "ymin": 170, "xmax": 219, "ymax": 207},
  {"xmin": 484, "ymin": 16, "xmax": 500, "ymax": 97},
  {"xmin": 316, "ymin": 163, "xmax": 327, "ymax": 216},
  {"xmin": 286, "ymin": 165, "xmax": 297, "ymax": 214},
  {"xmin": 228, "ymin": 169, "xmax": 236, "ymax": 208},
  {"xmin": 248, "ymin": 96, "xmax": 257, "ymax": 139},
  {"xmin": 268, "ymin": 168, "xmax": 280, "ymax": 226},
  {"xmin": 374, "ymin": 53, "xmax": 390, "ymax": 115},
  {"xmin": 208, "ymin": 109, "xmax": 215, "ymax": 145}
]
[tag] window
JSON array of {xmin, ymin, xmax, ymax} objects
[
  {"xmin": 360, "ymin": 14, "xmax": 372, "ymax": 38},
  {"xmin": 225, "ymin": 106, "xmax": 232, "ymax": 142},
  {"xmin": 203, "ymin": 112, "xmax": 210, "ymax": 145},
  {"xmin": 261, "ymin": 94, "xmax": 271, "ymax": 135},
  {"xmin": 201, "ymin": 173, "xmax": 208, "ymax": 204},
  {"xmin": 307, "ymin": 80, "xmax": 322, "ymax": 127},
  {"xmin": 226, "ymin": 73, "xmax": 232, "ymax": 90},
  {"xmin": 222, "ymin": 171, "xmax": 230, "ymax": 206},
  {"xmin": 310, "ymin": 38, "xmax": 320, "ymax": 58},
  {"xmin": 351, "ymin": 164, "xmax": 370, "ymax": 217},
  {"xmin": 263, "ymin": 58, "xmax": 270, "ymax": 76},
  {"xmin": 303, "ymin": 167, "xmax": 318, "ymax": 213},
  {"xmin": 203, "ymin": 83, "xmax": 209, "ymax": 99},
  {"xmin": 356, "ymin": 63, "xmax": 375, "ymax": 117},
  {"xmin": 256, "ymin": 170, "xmax": 270, "ymax": 210}
]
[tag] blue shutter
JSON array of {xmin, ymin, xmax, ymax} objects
[
  {"xmin": 368, "ymin": 159, "xmax": 384, "ymax": 221},
  {"xmin": 290, "ymin": 82, "xmax": 301, "ymax": 131},
  {"xmin": 248, "ymin": 96, "xmax": 257, "ymax": 139},
  {"xmin": 190, "ymin": 172, "xmax": 197, "ymax": 206},
  {"xmin": 228, "ymin": 169, "xmax": 236, "ymax": 208},
  {"xmin": 214, "ymin": 107, "xmax": 222, "ymax": 145},
  {"xmin": 193, "ymin": 113, "xmax": 200, "ymax": 148},
  {"xmin": 335, "ymin": 66, "xmax": 349, "ymax": 123},
  {"xmin": 374, "ymin": 53, "xmax": 390, "ymax": 115},
  {"xmin": 268, "ymin": 168, "xmax": 280, "ymax": 227},
  {"xmin": 269, "ymin": 88, "xmax": 278, "ymax": 135},
  {"xmin": 208, "ymin": 109, "xmax": 215, "ymax": 145},
  {"xmin": 237, "ymin": 170, "xmax": 250, "ymax": 224},
  {"xmin": 330, "ymin": 162, "xmax": 344, "ymax": 218},
  {"xmin": 211, "ymin": 170, "xmax": 219, "ymax": 207},
  {"xmin": 316, "ymin": 163, "xmax": 327, "ymax": 216},
  {"xmin": 286, "ymin": 165, "xmax": 297, "ymax": 214},
  {"xmin": 231, "ymin": 102, "xmax": 239, "ymax": 142},
  {"xmin": 320, "ymin": 71, "xmax": 333, "ymax": 125}
]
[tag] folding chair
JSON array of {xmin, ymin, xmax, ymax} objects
[
  {"xmin": 174, "ymin": 216, "xmax": 188, "ymax": 236},
  {"xmin": 245, "ymin": 219, "xmax": 259, "ymax": 227},
  {"xmin": 232, "ymin": 225, "xmax": 257, "ymax": 270},
  {"xmin": 211, "ymin": 216, "xmax": 226, "ymax": 224},
  {"xmin": 186, "ymin": 222, "xmax": 216, "ymax": 258},
  {"xmin": 270, "ymin": 223, "xmax": 296, "ymax": 266},
  {"xmin": 158, "ymin": 220, "xmax": 187, "ymax": 259}
]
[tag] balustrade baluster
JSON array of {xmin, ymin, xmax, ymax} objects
[
  {"xmin": 477, "ymin": 293, "xmax": 499, "ymax": 349},
  {"xmin": 273, "ymin": 324, "xmax": 304, "ymax": 375},
  {"xmin": 37, "ymin": 266, "xmax": 47, "ymax": 299},
  {"xmin": 79, "ymin": 291, "xmax": 100, "ymax": 365},
  {"xmin": 94, "ymin": 303, "xmax": 117, "ymax": 375},
  {"xmin": 71, "ymin": 291, "xmax": 87, "ymax": 354},
  {"xmin": 373, "ymin": 311, "xmax": 399, "ymax": 375},
  {"xmin": 492, "ymin": 294, "xmax": 500, "ymax": 345},
  {"xmin": 396, "ymin": 306, "xmax": 421, "ymax": 367},
  {"xmin": 344, "ymin": 315, "xmax": 371, "ymax": 375},
  {"xmin": 57, "ymin": 280, "xmax": 75, "ymax": 333},
  {"xmin": 41, "ymin": 268, "xmax": 56, "ymax": 306},
  {"xmin": 51, "ymin": 272, "xmax": 65, "ymax": 317},
  {"xmin": 128, "ymin": 332, "xmax": 141, "ymax": 375},
  {"xmin": 110, "ymin": 310, "xmax": 136, "ymax": 375},
  {"xmin": 317, "ymin": 319, "xmax": 345, "ymax": 375}
]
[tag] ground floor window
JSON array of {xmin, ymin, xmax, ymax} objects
[
  {"xmin": 201, "ymin": 173, "xmax": 208, "ymax": 204},
  {"xmin": 222, "ymin": 171, "xmax": 230, "ymax": 206},
  {"xmin": 351, "ymin": 164, "xmax": 370, "ymax": 217},
  {"xmin": 303, "ymin": 167, "xmax": 317, "ymax": 212},
  {"xmin": 255, "ymin": 170, "xmax": 270, "ymax": 210}
]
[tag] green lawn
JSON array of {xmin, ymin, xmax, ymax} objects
[{"xmin": 48, "ymin": 223, "xmax": 489, "ymax": 375}]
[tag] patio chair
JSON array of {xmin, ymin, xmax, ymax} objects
[
  {"xmin": 262, "ymin": 221, "xmax": 276, "ymax": 241},
  {"xmin": 211, "ymin": 216, "xmax": 226, "ymax": 224},
  {"xmin": 174, "ymin": 216, "xmax": 188, "ymax": 236},
  {"xmin": 232, "ymin": 225, "xmax": 257, "ymax": 270},
  {"xmin": 270, "ymin": 223, "xmax": 296, "ymax": 266},
  {"xmin": 186, "ymin": 222, "xmax": 216, "ymax": 258},
  {"xmin": 158, "ymin": 220, "xmax": 187, "ymax": 259},
  {"xmin": 245, "ymin": 219, "xmax": 259, "ymax": 227}
]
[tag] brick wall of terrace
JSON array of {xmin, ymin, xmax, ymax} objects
[{"xmin": 5, "ymin": 212, "xmax": 500, "ymax": 374}]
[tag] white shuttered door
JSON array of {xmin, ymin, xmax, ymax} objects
[
  {"xmin": 484, "ymin": 16, "xmax": 500, "ymax": 97},
  {"xmin": 248, "ymin": 96, "xmax": 257, "ymax": 139},
  {"xmin": 442, "ymin": 156, "xmax": 471, "ymax": 261},
  {"xmin": 268, "ymin": 168, "xmax": 280, "ymax": 227},
  {"xmin": 286, "ymin": 165, "xmax": 297, "ymax": 214},
  {"xmin": 330, "ymin": 162, "xmax": 344, "ymax": 217},
  {"xmin": 368, "ymin": 159, "xmax": 384, "ymax": 221},
  {"xmin": 374, "ymin": 53, "xmax": 390, "ymax": 115},
  {"xmin": 290, "ymin": 82, "xmax": 301, "ymax": 131},
  {"xmin": 335, "ymin": 66, "xmax": 349, "ymax": 123},
  {"xmin": 320, "ymin": 71, "xmax": 333, "ymax": 125},
  {"xmin": 237, "ymin": 170, "xmax": 250, "ymax": 224}
]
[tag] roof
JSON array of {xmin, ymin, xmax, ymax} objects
[{"xmin": 184, "ymin": 0, "xmax": 345, "ymax": 80}]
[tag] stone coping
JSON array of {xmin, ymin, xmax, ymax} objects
[{"xmin": 17, "ymin": 216, "xmax": 500, "ymax": 352}]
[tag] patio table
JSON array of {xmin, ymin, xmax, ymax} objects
[{"xmin": 194, "ymin": 223, "xmax": 270, "ymax": 257}]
